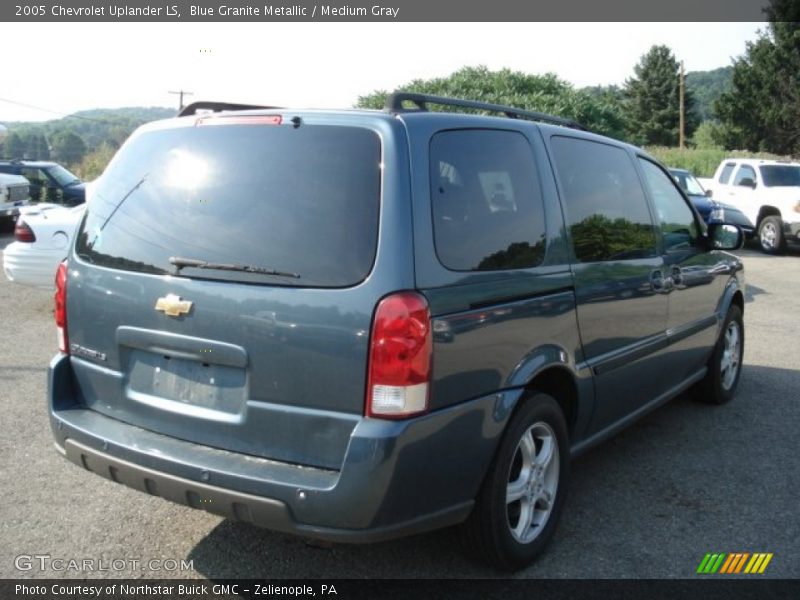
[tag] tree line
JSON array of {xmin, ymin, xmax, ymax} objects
[
  {"xmin": 358, "ymin": 2, "xmax": 798, "ymax": 157},
  {"xmin": 1, "ymin": 1, "xmax": 796, "ymax": 181},
  {"xmin": 0, "ymin": 107, "xmax": 175, "ymax": 179}
]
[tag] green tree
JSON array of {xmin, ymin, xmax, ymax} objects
[
  {"xmin": 357, "ymin": 66, "xmax": 628, "ymax": 139},
  {"xmin": 715, "ymin": 1, "xmax": 800, "ymax": 154},
  {"xmin": 690, "ymin": 121, "xmax": 724, "ymax": 150},
  {"xmin": 4, "ymin": 131, "xmax": 26, "ymax": 158},
  {"xmin": 25, "ymin": 133, "xmax": 50, "ymax": 160},
  {"xmin": 685, "ymin": 67, "xmax": 733, "ymax": 121},
  {"xmin": 623, "ymin": 45, "xmax": 699, "ymax": 146},
  {"xmin": 74, "ymin": 143, "xmax": 117, "ymax": 180},
  {"xmin": 3, "ymin": 107, "xmax": 173, "ymax": 159},
  {"xmin": 50, "ymin": 131, "xmax": 87, "ymax": 165}
]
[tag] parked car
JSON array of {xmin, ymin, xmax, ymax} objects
[
  {"xmin": 0, "ymin": 160, "xmax": 86, "ymax": 206},
  {"xmin": 2, "ymin": 203, "xmax": 86, "ymax": 288},
  {"xmin": 0, "ymin": 172, "xmax": 31, "ymax": 222},
  {"xmin": 669, "ymin": 168, "xmax": 754, "ymax": 238},
  {"xmin": 705, "ymin": 158, "xmax": 800, "ymax": 254},
  {"xmin": 49, "ymin": 95, "xmax": 745, "ymax": 571}
]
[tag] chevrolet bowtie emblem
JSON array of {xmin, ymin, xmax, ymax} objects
[{"xmin": 155, "ymin": 294, "xmax": 193, "ymax": 317}]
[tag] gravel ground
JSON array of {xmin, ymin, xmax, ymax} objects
[{"xmin": 0, "ymin": 221, "xmax": 797, "ymax": 579}]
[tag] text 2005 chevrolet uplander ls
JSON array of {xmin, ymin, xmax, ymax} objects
[{"xmin": 48, "ymin": 94, "xmax": 745, "ymax": 570}]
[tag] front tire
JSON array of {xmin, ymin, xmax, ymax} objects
[
  {"xmin": 698, "ymin": 304, "xmax": 744, "ymax": 405},
  {"xmin": 462, "ymin": 392, "xmax": 569, "ymax": 571},
  {"xmin": 758, "ymin": 216, "xmax": 786, "ymax": 254}
]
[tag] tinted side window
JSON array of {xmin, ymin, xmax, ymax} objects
[
  {"xmin": 760, "ymin": 165, "xmax": 800, "ymax": 187},
  {"xmin": 733, "ymin": 165, "xmax": 757, "ymax": 186},
  {"xmin": 429, "ymin": 130, "xmax": 546, "ymax": 271},
  {"xmin": 550, "ymin": 136, "xmax": 657, "ymax": 263},
  {"xmin": 20, "ymin": 168, "xmax": 46, "ymax": 184},
  {"xmin": 719, "ymin": 163, "xmax": 735, "ymax": 184},
  {"xmin": 639, "ymin": 159, "xmax": 700, "ymax": 252}
]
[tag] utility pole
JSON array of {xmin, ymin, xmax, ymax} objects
[
  {"xmin": 169, "ymin": 90, "xmax": 194, "ymax": 111},
  {"xmin": 679, "ymin": 62, "xmax": 685, "ymax": 149}
]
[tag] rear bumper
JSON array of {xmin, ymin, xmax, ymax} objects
[
  {"xmin": 0, "ymin": 202, "xmax": 28, "ymax": 217},
  {"xmin": 2, "ymin": 242, "xmax": 64, "ymax": 288},
  {"xmin": 49, "ymin": 353, "xmax": 519, "ymax": 542}
]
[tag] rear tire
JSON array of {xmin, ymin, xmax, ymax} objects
[
  {"xmin": 697, "ymin": 304, "xmax": 744, "ymax": 405},
  {"xmin": 758, "ymin": 216, "xmax": 786, "ymax": 254},
  {"xmin": 462, "ymin": 392, "xmax": 569, "ymax": 571}
]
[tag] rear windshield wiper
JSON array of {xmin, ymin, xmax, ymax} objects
[{"xmin": 169, "ymin": 256, "xmax": 301, "ymax": 279}]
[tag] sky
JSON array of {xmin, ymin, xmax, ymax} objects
[{"xmin": 0, "ymin": 22, "xmax": 764, "ymax": 123}]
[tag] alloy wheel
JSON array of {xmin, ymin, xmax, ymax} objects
[
  {"xmin": 720, "ymin": 320, "xmax": 742, "ymax": 391},
  {"xmin": 506, "ymin": 422, "xmax": 560, "ymax": 544}
]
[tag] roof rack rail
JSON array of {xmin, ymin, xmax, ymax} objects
[
  {"xmin": 178, "ymin": 101, "xmax": 281, "ymax": 117},
  {"xmin": 384, "ymin": 92, "xmax": 587, "ymax": 131}
]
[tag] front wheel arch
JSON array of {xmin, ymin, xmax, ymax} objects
[{"xmin": 696, "ymin": 303, "xmax": 744, "ymax": 405}]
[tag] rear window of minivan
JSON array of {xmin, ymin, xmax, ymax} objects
[{"xmin": 75, "ymin": 122, "xmax": 381, "ymax": 288}]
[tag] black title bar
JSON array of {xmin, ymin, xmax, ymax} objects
[
  {"xmin": 4, "ymin": 579, "xmax": 800, "ymax": 600},
  {"xmin": 3, "ymin": 0, "xmax": 770, "ymax": 22}
]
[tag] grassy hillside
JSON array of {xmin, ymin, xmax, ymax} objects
[
  {"xmin": 0, "ymin": 106, "xmax": 175, "ymax": 179},
  {"xmin": 645, "ymin": 146, "xmax": 787, "ymax": 177},
  {"xmin": 1, "ymin": 106, "xmax": 174, "ymax": 156}
]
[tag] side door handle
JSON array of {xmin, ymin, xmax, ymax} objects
[
  {"xmin": 671, "ymin": 266, "xmax": 685, "ymax": 288},
  {"xmin": 710, "ymin": 264, "xmax": 733, "ymax": 275}
]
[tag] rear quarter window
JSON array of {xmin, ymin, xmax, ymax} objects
[
  {"xmin": 429, "ymin": 129, "xmax": 546, "ymax": 271},
  {"xmin": 759, "ymin": 165, "xmax": 800, "ymax": 187}
]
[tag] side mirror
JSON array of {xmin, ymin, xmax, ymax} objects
[
  {"xmin": 738, "ymin": 177, "xmax": 756, "ymax": 189},
  {"xmin": 705, "ymin": 189, "xmax": 713, "ymax": 197},
  {"xmin": 709, "ymin": 223, "xmax": 744, "ymax": 250}
]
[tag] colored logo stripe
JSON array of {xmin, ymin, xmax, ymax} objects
[
  {"xmin": 719, "ymin": 553, "xmax": 749, "ymax": 573},
  {"xmin": 697, "ymin": 553, "xmax": 727, "ymax": 573},
  {"xmin": 744, "ymin": 553, "xmax": 773, "ymax": 574},
  {"xmin": 697, "ymin": 552, "xmax": 773, "ymax": 574}
]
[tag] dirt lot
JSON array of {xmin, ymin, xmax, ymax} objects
[{"xmin": 1, "ymin": 223, "xmax": 797, "ymax": 579}]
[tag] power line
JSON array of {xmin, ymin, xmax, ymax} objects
[{"xmin": 0, "ymin": 96, "xmax": 109, "ymax": 123}]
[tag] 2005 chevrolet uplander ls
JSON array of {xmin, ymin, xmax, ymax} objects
[{"xmin": 48, "ymin": 94, "xmax": 745, "ymax": 570}]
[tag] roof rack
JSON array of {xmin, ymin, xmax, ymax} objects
[
  {"xmin": 384, "ymin": 92, "xmax": 587, "ymax": 131},
  {"xmin": 178, "ymin": 101, "xmax": 282, "ymax": 117}
]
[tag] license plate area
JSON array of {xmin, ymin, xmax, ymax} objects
[{"xmin": 126, "ymin": 349, "xmax": 246, "ymax": 415}]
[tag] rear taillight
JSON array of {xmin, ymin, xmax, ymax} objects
[
  {"xmin": 55, "ymin": 262, "xmax": 69, "ymax": 354},
  {"xmin": 366, "ymin": 292, "xmax": 432, "ymax": 419},
  {"xmin": 14, "ymin": 220, "xmax": 36, "ymax": 243}
]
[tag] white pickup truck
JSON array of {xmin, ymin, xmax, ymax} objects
[{"xmin": 706, "ymin": 158, "xmax": 800, "ymax": 254}]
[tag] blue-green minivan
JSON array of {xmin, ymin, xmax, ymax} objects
[{"xmin": 49, "ymin": 95, "xmax": 745, "ymax": 570}]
